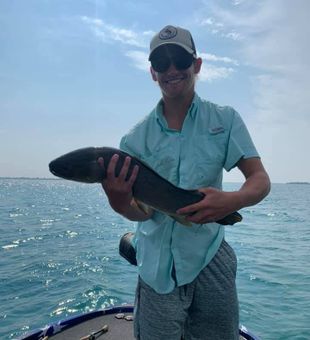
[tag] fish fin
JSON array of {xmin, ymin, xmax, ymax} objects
[
  {"xmin": 132, "ymin": 198, "xmax": 191, "ymax": 226},
  {"xmin": 131, "ymin": 199, "xmax": 152, "ymax": 215},
  {"xmin": 216, "ymin": 211, "xmax": 243, "ymax": 225},
  {"xmin": 169, "ymin": 214, "xmax": 192, "ymax": 227}
]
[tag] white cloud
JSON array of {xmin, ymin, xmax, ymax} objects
[
  {"xmin": 197, "ymin": 52, "xmax": 238, "ymax": 81},
  {"xmin": 200, "ymin": 52, "xmax": 239, "ymax": 66},
  {"xmin": 225, "ymin": 2, "xmax": 310, "ymax": 120},
  {"xmin": 197, "ymin": 15, "xmax": 242, "ymax": 41},
  {"xmin": 200, "ymin": 17, "xmax": 224, "ymax": 28},
  {"xmin": 232, "ymin": 0, "xmax": 248, "ymax": 5},
  {"xmin": 125, "ymin": 50, "xmax": 150, "ymax": 71},
  {"xmin": 199, "ymin": 64, "xmax": 234, "ymax": 82},
  {"xmin": 223, "ymin": 31, "xmax": 242, "ymax": 41},
  {"xmin": 81, "ymin": 16, "xmax": 148, "ymax": 48},
  {"xmin": 81, "ymin": 17, "xmax": 157, "ymax": 73},
  {"xmin": 205, "ymin": 0, "xmax": 310, "ymax": 181},
  {"xmin": 81, "ymin": 16, "xmax": 103, "ymax": 27}
]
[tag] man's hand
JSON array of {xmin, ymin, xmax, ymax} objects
[
  {"xmin": 98, "ymin": 154, "xmax": 153, "ymax": 221},
  {"xmin": 177, "ymin": 158, "xmax": 270, "ymax": 225},
  {"xmin": 98, "ymin": 154, "xmax": 138, "ymax": 214},
  {"xmin": 177, "ymin": 187, "xmax": 239, "ymax": 224}
]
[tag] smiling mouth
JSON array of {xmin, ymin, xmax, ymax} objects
[{"xmin": 165, "ymin": 76, "xmax": 185, "ymax": 84}]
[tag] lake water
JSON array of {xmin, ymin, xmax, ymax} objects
[{"xmin": 0, "ymin": 179, "xmax": 309, "ymax": 339}]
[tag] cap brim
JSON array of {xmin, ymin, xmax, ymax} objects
[{"xmin": 149, "ymin": 42, "xmax": 196, "ymax": 60}]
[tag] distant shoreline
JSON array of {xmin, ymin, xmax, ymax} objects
[
  {"xmin": 286, "ymin": 182, "xmax": 310, "ymax": 185},
  {"xmin": 0, "ymin": 177, "xmax": 59, "ymax": 180},
  {"xmin": 1, "ymin": 177, "xmax": 309, "ymax": 184}
]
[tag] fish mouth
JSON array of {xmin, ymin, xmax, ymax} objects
[
  {"xmin": 49, "ymin": 160, "xmax": 72, "ymax": 179},
  {"xmin": 49, "ymin": 157, "xmax": 103, "ymax": 183}
]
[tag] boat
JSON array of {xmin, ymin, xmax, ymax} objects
[
  {"xmin": 19, "ymin": 304, "xmax": 260, "ymax": 340},
  {"xmin": 19, "ymin": 234, "xmax": 260, "ymax": 339}
]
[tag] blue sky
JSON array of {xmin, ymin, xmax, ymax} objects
[{"xmin": 1, "ymin": 0, "xmax": 309, "ymax": 182}]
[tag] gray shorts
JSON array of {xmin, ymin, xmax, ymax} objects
[{"xmin": 134, "ymin": 240, "xmax": 239, "ymax": 340}]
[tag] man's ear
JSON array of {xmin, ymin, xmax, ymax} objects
[
  {"xmin": 150, "ymin": 67, "xmax": 158, "ymax": 81},
  {"xmin": 194, "ymin": 58, "xmax": 202, "ymax": 74}
]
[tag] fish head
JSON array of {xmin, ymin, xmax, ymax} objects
[{"xmin": 49, "ymin": 147, "xmax": 104, "ymax": 183}]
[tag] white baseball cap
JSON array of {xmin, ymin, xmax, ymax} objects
[{"xmin": 149, "ymin": 25, "xmax": 197, "ymax": 60}]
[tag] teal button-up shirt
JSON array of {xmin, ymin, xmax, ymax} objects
[{"xmin": 120, "ymin": 93, "xmax": 259, "ymax": 293}]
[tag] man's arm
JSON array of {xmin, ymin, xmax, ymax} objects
[
  {"xmin": 235, "ymin": 157, "xmax": 271, "ymax": 207},
  {"xmin": 177, "ymin": 157, "xmax": 270, "ymax": 224},
  {"xmin": 99, "ymin": 154, "xmax": 153, "ymax": 221}
]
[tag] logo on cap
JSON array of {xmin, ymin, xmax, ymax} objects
[{"xmin": 159, "ymin": 26, "xmax": 177, "ymax": 40}]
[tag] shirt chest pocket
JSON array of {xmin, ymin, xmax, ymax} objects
[
  {"xmin": 141, "ymin": 144, "xmax": 178, "ymax": 181},
  {"xmin": 193, "ymin": 134, "xmax": 227, "ymax": 163},
  {"xmin": 190, "ymin": 134, "xmax": 227, "ymax": 186}
]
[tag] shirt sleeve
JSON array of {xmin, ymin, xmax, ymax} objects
[
  {"xmin": 119, "ymin": 135, "xmax": 130, "ymax": 153},
  {"xmin": 224, "ymin": 109, "xmax": 260, "ymax": 171},
  {"xmin": 119, "ymin": 134, "xmax": 140, "ymax": 159}
]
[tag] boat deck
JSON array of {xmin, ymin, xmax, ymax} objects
[
  {"xmin": 21, "ymin": 305, "xmax": 258, "ymax": 340},
  {"xmin": 50, "ymin": 311, "xmax": 134, "ymax": 339},
  {"xmin": 49, "ymin": 313, "xmax": 250, "ymax": 340}
]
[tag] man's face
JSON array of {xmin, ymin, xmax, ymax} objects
[{"xmin": 150, "ymin": 45, "xmax": 202, "ymax": 99}]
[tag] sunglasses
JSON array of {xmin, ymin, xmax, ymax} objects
[{"xmin": 150, "ymin": 52, "xmax": 194, "ymax": 73}]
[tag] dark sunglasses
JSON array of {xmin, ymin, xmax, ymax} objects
[{"xmin": 150, "ymin": 53, "xmax": 194, "ymax": 73}]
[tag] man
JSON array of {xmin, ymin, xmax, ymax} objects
[{"xmin": 100, "ymin": 25, "xmax": 270, "ymax": 340}]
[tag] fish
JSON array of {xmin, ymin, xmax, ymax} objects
[{"xmin": 49, "ymin": 147, "xmax": 242, "ymax": 226}]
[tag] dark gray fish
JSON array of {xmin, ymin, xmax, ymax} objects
[{"xmin": 49, "ymin": 147, "xmax": 242, "ymax": 226}]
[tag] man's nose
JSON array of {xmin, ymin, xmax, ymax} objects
[{"xmin": 165, "ymin": 62, "xmax": 178, "ymax": 73}]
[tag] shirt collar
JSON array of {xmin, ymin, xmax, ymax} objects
[
  {"xmin": 189, "ymin": 93, "xmax": 199, "ymax": 118},
  {"xmin": 155, "ymin": 93, "xmax": 199, "ymax": 131},
  {"xmin": 155, "ymin": 99, "xmax": 168, "ymax": 131}
]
